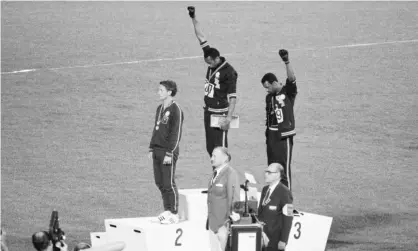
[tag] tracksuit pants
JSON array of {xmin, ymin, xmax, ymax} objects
[
  {"xmin": 152, "ymin": 149, "xmax": 179, "ymax": 214},
  {"xmin": 266, "ymin": 130, "xmax": 293, "ymax": 190},
  {"xmin": 204, "ymin": 111, "xmax": 228, "ymax": 157}
]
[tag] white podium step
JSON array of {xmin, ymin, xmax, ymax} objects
[
  {"xmin": 178, "ymin": 188, "xmax": 207, "ymax": 223},
  {"xmin": 90, "ymin": 188, "xmax": 332, "ymax": 251},
  {"xmin": 286, "ymin": 212, "xmax": 333, "ymax": 251},
  {"xmin": 104, "ymin": 217, "xmax": 211, "ymax": 251},
  {"xmin": 90, "ymin": 232, "xmax": 109, "ymax": 247}
]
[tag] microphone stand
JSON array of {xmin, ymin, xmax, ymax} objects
[{"xmin": 240, "ymin": 180, "xmax": 249, "ymax": 217}]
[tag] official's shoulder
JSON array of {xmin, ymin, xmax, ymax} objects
[
  {"xmin": 278, "ymin": 182, "xmax": 291, "ymax": 193},
  {"xmin": 227, "ymin": 165, "xmax": 238, "ymax": 175},
  {"xmin": 226, "ymin": 164, "xmax": 235, "ymax": 172}
]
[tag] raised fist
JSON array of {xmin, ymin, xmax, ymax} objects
[
  {"xmin": 278, "ymin": 49, "xmax": 289, "ymax": 63},
  {"xmin": 187, "ymin": 6, "xmax": 195, "ymax": 18}
]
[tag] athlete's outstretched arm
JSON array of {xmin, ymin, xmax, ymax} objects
[{"xmin": 188, "ymin": 6, "xmax": 207, "ymax": 43}]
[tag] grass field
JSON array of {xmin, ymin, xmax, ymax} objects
[{"xmin": 1, "ymin": 2, "xmax": 418, "ymax": 251}]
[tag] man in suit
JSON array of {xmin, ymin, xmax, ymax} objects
[
  {"xmin": 258, "ymin": 163, "xmax": 294, "ymax": 251},
  {"xmin": 207, "ymin": 147, "xmax": 241, "ymax": 251}
]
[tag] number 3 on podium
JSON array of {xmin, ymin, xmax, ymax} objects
[
  {"xmin": 293, "ymin": 222, "xmax": 301, "ymax": 239},
  {"xmin": 175, "ymin": 228, "xmax": 183, "ymax": 246}
]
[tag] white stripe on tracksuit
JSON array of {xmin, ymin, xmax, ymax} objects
[
  {"xmin": 286, "ymin": 137, "xmax": 291, "ymax": 190},
  {"xmin": 169, "ymin": 102, "xmax": 183, "ymax": 213},
  {"xmin": 171, "ymin": 160, "xmax": 176, "ymax": 212}
]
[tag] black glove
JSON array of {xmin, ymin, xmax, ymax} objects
[
  {"xmin": 279, "ymin": 49, "xmax": 289, "ymax": 64},
  {"xmin": 187, "ymin": 6, "xmax": 195, "ymax": 18}
]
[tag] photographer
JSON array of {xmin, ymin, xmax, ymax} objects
[{"xmin": 31, "ymin": 231, "xmax": 68, "ymax": 251}]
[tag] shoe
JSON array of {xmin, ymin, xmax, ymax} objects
[
  {"xmin": 157, "ymin": 211, "xmax": 171, "ymax": 222},
  {"xmin": 160, "ymin": 213, "xmax": 179, "ymax": 224}
]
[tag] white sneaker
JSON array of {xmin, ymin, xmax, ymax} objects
[
  {"xmin": 160, "ymin": 213, "xmax": 179, "ymax": 224},
  {"xmin": 157, "ymin": 211, "xmax": 171, "ymax": 222}
]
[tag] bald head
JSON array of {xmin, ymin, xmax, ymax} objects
[
  {"xmin": 269, "ymin": 163, "xmax": 284, "ymax": 174},
  {"xmin": 264, "ymin": 163, "xmax": 284, "ymax": 184}
]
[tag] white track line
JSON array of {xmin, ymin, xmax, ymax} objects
[{"xmin": 2, "ymin": 39, "xmax": 418, "ymax": 75}]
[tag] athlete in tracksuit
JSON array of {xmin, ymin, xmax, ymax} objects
[
  {"xmin": 149, "ymin": 80, "xmax": 184, "ymax": 224},
  {"xmin": 188, "ymin": 6, "xmax": 238, "ymax": 158},
  {"xmin": 261, "ymin": 49, "xmax": 297, "ymax": 190}
]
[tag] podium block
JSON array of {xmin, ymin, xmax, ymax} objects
[
  {"xmin": 105, "ymin": 217, "xmax": 211, "ymax": 251},
  {"xmin": 286, "ymin": 212, "xmax": 333, "ymax": 251},
  {"xmin": 178, "ymin": 188, "xmax": 208, "ymax": 222},
  {"xmin": 90, "ymin": 232, "xmax": 109, "ymax": 247},
  {"xmin": 89, "ymin": 189, "xmax": 333, "ymax": 251}
]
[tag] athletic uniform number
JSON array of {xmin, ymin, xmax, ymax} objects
[
  {"xmin": 175, "ymin": 228, "xmax": 183, "ymax": 246},
  {"xmin": 293, "ymin": 222, "xmax": 302, "ymax": 239},
  {"xmin": 275, "ymin": 108, "xmax": 284, "ymax": 123},
  {"xmin": 205, "ymin": 82, "xmax": 215, "ymax": 98}
]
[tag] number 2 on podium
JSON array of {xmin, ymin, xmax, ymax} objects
[
  {"xmin": 294, "ymin": 222, "xmax": 302, "ymax": 239},
  {"xmin": 175, "ymin": 228, "xmax": 183, "ymax": 246}
]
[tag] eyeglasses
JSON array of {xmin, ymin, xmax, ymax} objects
[{"xmin": 264, "ymin": 170, "xmax": 279, "ymax": 174}]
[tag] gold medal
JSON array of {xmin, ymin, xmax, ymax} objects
[{"xmin": 155, "ymin": 126, "xmax": 159, "ymax": 130}]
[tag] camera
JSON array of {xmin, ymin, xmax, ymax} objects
[{"xmin": 49, "ymin": 210, "xmax": 66, "ymax": 251}]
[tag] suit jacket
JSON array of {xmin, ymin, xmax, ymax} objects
[
  {"xmin": 207, "ymin": 164, "xmax": 240, "ymax": 232},
  {"xmin": 257, "ymin": 182, "xmax": 293, "ymax": 248}
]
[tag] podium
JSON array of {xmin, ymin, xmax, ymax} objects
[
  {"xmin": 286, "ymin": 212, "xmax": 333, "ymax": 251},
  {"xmin": 104, "ymin": 217, "xmax": 210, "ymax": 251},
  {"xmin": 230, "ymin": 224, "xmax": 263, "ymax": 251},
  {"xmin": 90, "ymin": 232, "xmax": 109, "ymax": 247},
  {"xmin": 90, "ymin": 188, "xmax": 332, "ymax": 251}
]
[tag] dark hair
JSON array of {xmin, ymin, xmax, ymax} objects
[
  {"xmin": 32, "ymin": 231, "xmax": 50, "ymax": 251},
  {"xmin": 204, "ymin": 47, "xmax": 220, "ymax": 60},
  {"xmin": 261, "ymin": 73, "xmax": 278, "ymax": 85},
  {"xmin": 160, "ymin": 80, "xmax": 178, "ymax": 97}
]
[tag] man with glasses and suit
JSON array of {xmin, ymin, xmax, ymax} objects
[{"xmin": 258, "ymin": 163, "xmax": 294, "ymax": 251}]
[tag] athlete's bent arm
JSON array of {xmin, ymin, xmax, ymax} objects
[
  {"xmin": 166, "ymin": 105, "xmax": 183, "ymax": 158},
  {"xmin": 226, "ymin": 98, "xmax": 236, "ymax": 120},
  {"xmin": 225, "ymin": 71, "xmax": 238, "ymax": 122},
  {"xmin": 279, "ymin": 49, "xmax": 296, "ymax": 83},
  {"xmin": 285, "ymin": 62, "xmax": 296, "ymax": 83}
]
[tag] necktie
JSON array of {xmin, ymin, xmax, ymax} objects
[
  {"xmin": 211, "ymin": 171, "xmax": 218, "ymax": 185},
  {"xmin": 263, "ymin": 187, "xmax": 271, "ymax": 205}
]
